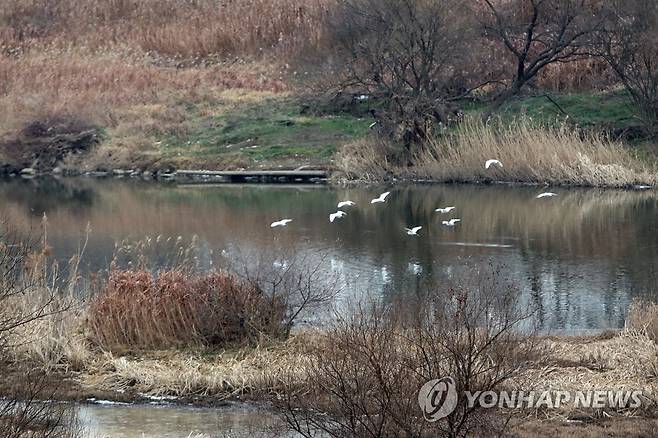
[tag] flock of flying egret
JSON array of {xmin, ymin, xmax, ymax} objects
[{"xmin": 270, "ymin": 159, "xmax": 558, "ymax": 233}]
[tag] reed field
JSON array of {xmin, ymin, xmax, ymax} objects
[{"xmin": 336, "ymin": 118, "xmax": 658, "ymax": 187}]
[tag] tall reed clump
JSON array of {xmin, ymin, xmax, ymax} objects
[
  {"xmin": 336, "ymin": 118, "xmax": 657, "ymax": 186},
  {"xmin": 626, "ymin": 299, "xmax": 658, "ymax": 342},
  {"xmin": 87, "ymin": 269, "xmax": 287, "ymax": 351},
  {"xmin": 0, "ymin": 216, "xmax": 89, "ymax": 372},
  {"xmin": 416, "ymin": 118, "xmax": 657, "ymax": 186}
]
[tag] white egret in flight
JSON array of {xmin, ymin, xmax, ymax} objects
[
  {"xmin": 442, "ymin": 219, "xmax": 461, "ymax": 226},
  {"xmin": 329, "ymin": 211, "xmax": 347, "ymax": 223},
  {"xmin": 405, "ymin": 226, "xmax": 422, "ymax": 236},
  {"xmin": 371, "ymin": 191, "xmax": 391, "ymax": 204},
  {"xmin": 270, "ymin": 219, "xmax": 293, "ymax": 228}
]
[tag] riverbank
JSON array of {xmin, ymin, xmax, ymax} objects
[
  {"xmin": 335, "ymin": 117, "xmax": 658, "ymax": 188},
  {"xmin": 2, "ymin": 330, "xmax": 657, "ymax": 435},
  {"xmin": 2, "ymin": 88, "xmax": 657, "ymax": 188},
  {"xmin": 1, "ymin": 228, "xmax": 657, "ymax": 436}
]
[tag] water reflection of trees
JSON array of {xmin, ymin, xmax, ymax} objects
[
  {"xmin": 0, "ymin": 176, "xmax": 96, "ymax": 218},
  {"xmin": 0, "ymin": 180, "xmax": 655, "ymax": 330}
]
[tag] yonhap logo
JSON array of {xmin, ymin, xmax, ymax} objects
[
  {"xmin": 417, "ymin": 377, "xmax": 459, "ymax": 421},
  {"xmin": 418, "ymin": 377, "xmax": 644, "ymax": 421}
]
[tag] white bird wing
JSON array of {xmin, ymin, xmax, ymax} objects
[
  {"xmin": 381, "ymin": 191, "xmax": 391, "ymax": 200},
  {"xmin": 272, "ymin": 219, "xmax": 292, "ymax": 227},
  {"xmin": 536, "ymin": 193, "xmax": 557, "ymax": 198},
  {"xmin": 485, "ymin": 159, "xmax": 502, "ymax": 169},
  {"xmin": 412, "ymin": 226, "xmax": 422, "ymax": 233},
  {"xmin": 451, "ymin": 219, "xmax": 461, "ymax": 225},
  {"xmin": 329, "ymin": 213, "xmax": 337, "ymax": 222}
]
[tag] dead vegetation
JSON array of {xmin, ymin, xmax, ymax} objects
[
  {"xmin": 336, "ymin": 118, "xmax": 657, "ymax": 186},
  {"xmin": 0, "ymin": 0, "xmax": 656, "ymax": 178},
  {"xmin": 279, "ymin": 263, "xmax": 540, "ymax": 437},
  {"xmin": 2, "ymin": 229, "xmax": 658, "ymax": 434},
  {"xmin": 88, "ymin": 269, "xmax": 287, "ymax": 351}
]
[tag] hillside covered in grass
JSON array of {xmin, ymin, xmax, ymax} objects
[{"xmin": 0, "ymin": 0, "xmax": 657, "ymax": 184}]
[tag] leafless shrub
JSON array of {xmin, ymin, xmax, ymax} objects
[
  {"xmin": 227, "ymin": 248, "xmax": 339, "ymax": 338},
  {"xmin": 279, "ymin": 262, "xmax": 538, "ymax": 438},
  {"xmin": 0, "ymin": 372, "xmax": 82, "ymax": 438},
  {"xmin": 0, "ymin": 221, "xmax": 82, "ymax": 437}
]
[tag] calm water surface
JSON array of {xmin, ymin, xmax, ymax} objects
[
  {"xmin": 2, "ymin": 177, "xmax": 657, "ymax": 333},
  {"xmin": 78, "ymin": 401, "xmax": 286, "ymax": 437}
]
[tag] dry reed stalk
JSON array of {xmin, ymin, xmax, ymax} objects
[
  {"xmin": 626, "ymin": 299, "xmax": 658, "ymax": 342},
  {"xmin": 82, "ymin": 334, "xmax": 313, "ymax": 398},
  {"xmin": 0, "ymin": 0, "xmax": 330, "ymax": 60},
  {"xmin": 0, "ymin": 52, "xmax": 287, "ymax": 133},
  {"xmin": 87, "ymin": 269, "xmax": 287, "ymax": 351},
  {"xmin": 336, "ymin": 119, "xmax": 657, "ymax": 187}
]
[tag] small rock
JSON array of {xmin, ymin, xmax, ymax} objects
[{"xmin": 20, "ymin": 168, "xmax": 36, "ymax": 175}]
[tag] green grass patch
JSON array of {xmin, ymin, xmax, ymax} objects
[
  {"xmin": 156, "ymin": 90, "xmax": 654, "ymax": 170},
  {"xmin": 160, "ymin": 96, "xmax": 371, "ymax": 168},
  {"xmin": 463, "ymin": 91, "xmax": 638, "ymax": 129}
]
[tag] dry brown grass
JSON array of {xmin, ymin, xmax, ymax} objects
[
  {"xmin": 0, "ymin": 52, "xmax": 288, "ymax": 169},
  {"xmin": 536, "ymin": 59, "xmax": 617, "ymax": 92},
  {"xmin": 626, "ymin": 300, "xmax": 658, "ymax": 342},
  {"xmin": 0, "ymin": 0, "xmax": 329, "ymax": 60},
  {"xmin": 0, "ymin": 52, "xmax": 287, "ymax": 132},
  {"xmin": 336, "ymin": 119, "xmax": 657, "ymax": 186},
  {"xmin": 88, "ymin": 269, "xmax": 287, "ymax": 351},
  {"xmin": 83, "ymin": 333, "xmax": 313, "ymax": 399},
  {"xmin": 333, "ymin": 137, "xmax": 396, "ymax": 182},
  {"xmin": 526, "ymin": 331, "xmax": 658, "ymax": 394},
  {"xmin": 0, "ymin": 0, "xmax": 319, "ymax": 169}
]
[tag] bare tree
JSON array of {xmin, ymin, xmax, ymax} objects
[
  {"xmin": 327, "ymin": 0, "xmax": 476, "ymax": 151},
  {"xmin": 476, "ymin": 0, "xmax": 604, "ymax": 117},
  {"xmin": 278, "ymin": 263, "xmax": 539, "ymax": 438},
  {"xmin": 598, "ymin": 0, "xmax": 658, "ymax": 134}
]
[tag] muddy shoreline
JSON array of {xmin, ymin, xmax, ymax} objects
[{"xmin": 4, "ymin": 169, "xmax": 656, "ymax": 191}]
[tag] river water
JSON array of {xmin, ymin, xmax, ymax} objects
[
  {"xmin": 3, "ymin": 177, "xmax": 657, "ymax": 333},
  {"xmin": 77, "ymin": 401, "xmax": 286, "ymax": 437}
]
